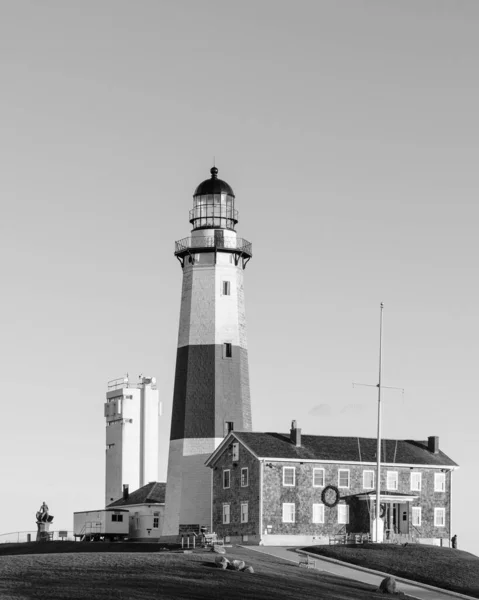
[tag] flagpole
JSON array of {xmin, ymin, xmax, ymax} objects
[{"xmin": 375, "ymin": 302, "xmax": 384, "ymax": 542}]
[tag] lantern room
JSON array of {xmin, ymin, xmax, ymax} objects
[{"xmin": 189, "ymin": 167, "xmax": 238, "ymax": 231}]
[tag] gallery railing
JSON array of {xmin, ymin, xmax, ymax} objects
[{"xmin": 174, "ymin": 236, "xmax": 252, "ymax": 257}]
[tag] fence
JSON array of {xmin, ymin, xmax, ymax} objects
[{"xmin": 0, "ymin": 530, "xmax": 74, "ymax": 543}]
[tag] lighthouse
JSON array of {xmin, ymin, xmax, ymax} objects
[{"xmin": 163, "ymin": 167, "xmax": 253, "ymax": 536}]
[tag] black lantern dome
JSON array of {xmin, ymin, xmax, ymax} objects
[
  {"xmin": 190, "ymin": 167, "xmax": 238, "ymax": 231},
  {"xmin": 194, "ymin": 167, "xmax": 235, "ymax": 197}
]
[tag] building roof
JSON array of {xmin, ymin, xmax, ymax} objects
[
  {"xmin": 107, "ymin": 482, "xmax": 166, "ymax": 507},
  {"xmin": 194, "ymin": 167, "xmax": 235, "ymax": 197},
  {"xmin": 209, "ymin": 432, "xmax": 458, "ymax": 468}
]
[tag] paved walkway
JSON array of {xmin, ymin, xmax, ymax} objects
[{"xmin": 242, "ymin": 546, "xmax": 475, "ymax": 600}]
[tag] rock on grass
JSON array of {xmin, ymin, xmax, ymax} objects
[
  {"xmin": 215, "ymin": 556, "xmax": 229, "ymax": 570},
  {"xmin": 378, "ymin": 576, "xmax": 397, "ymax": 594}
]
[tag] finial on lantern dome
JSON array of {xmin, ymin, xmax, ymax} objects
[{"xmin": 210, "ymin": 166, "xmax": 218, "ymax": 179}]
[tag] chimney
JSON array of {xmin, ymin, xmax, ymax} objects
[
  {"xmin": 123, "ymin": 484, "xmax": 129, "ymax": 500},
  {"xmin": 428, "ymin": 436, "xmax": 439, "ymax": 454},
  {"xmin": 290, "ymin": 420, "xmax": 301, "ymax": 447}
]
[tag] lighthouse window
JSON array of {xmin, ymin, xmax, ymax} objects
[
  {"xmin": 224, "ymin": 343, "xmax": 232, "ymax": 358},
  {"xmin": 222, "ymin": 281, "xmax": 231, "ymax": 295}
]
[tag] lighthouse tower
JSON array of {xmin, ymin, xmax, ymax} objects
[{"xmin": 163, "ymin": 167, "xmax": 253, "ymax": 536}]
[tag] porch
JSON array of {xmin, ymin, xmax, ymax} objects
[{"xmin": 353, "ymin": 491, "xmax": 420, "ymax": 542}]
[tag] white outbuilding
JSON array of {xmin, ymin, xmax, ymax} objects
[{"xmin": 107, "ymin": 481, "xmax": 166, "ymax": 540}]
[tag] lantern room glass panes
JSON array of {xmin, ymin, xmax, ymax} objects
[{"xmin": 190, "ymin": 193, "xmax": 238, "ymax": 230}]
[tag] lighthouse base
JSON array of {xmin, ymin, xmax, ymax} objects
[{"xmin": 163, "ymin": 438, "xmax": 223, "ymax": 537}]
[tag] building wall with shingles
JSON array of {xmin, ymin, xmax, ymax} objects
[
  {"xmin": 262, "ymin": 461, "xmax": 451, "ymax": 539},
  {"xmin": 210, "ymin": 441, "xmax": 452, "ymax": 542},
  {"xmin": 211, "ymin": 440, "xmax": 261, "ymax": 543}
]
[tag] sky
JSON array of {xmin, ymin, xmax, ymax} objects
[{"xmin": 0, "ymin": 0, "xmax": 478, "ymax": 555}]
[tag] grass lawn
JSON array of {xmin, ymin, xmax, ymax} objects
[
  {"xmin": 0, "ymin": 542, "xmax": 412, "ymax": 600},
  {"xmin": 306, "ymin": 543, "xmax": 479, "ymax": 598}
]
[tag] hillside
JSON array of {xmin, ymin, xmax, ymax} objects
[
  {"xmin": 0, "ymin": 543, "xmax": 411, "ymax": 600},
  {"xmin": 306, "ymin": 543, "xmax": 479, "ymax": 598}
]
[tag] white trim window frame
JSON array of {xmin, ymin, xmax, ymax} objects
[
  {"xmin": 363, "ymin": 470, "xmax": 375, "ymax": 490},
  {"xmin": 241, "ymin": 502, "xmax": 248, "ymax": 524},
  {"xmin": 435, "ymin": 472, "xmax": 446, "ymax": 492},
  {"xmin": 386, "ymin": 471, "xmax": 398, "ymax": 491},
  {"xmin": 283, "ymin": 466, "xmax": 295, "ymax": 487},
  {"xmin": 282, "ymin": 503, "xmax": 295, "ymax": 523},
  {"xmin": 338, "ymin": 504, "xmax": 349, "ymax": 524},
  {"xmin": 223, "ymin": 469, "xmax": 231, "ymax": 489},
  {"xmin": 410, "ymin": 472, "xmax": 422, "ymax": 491},
  {"xmin": 338, "ymin": 469, "xmax": 350, "ymax": 489},
  {"xmin": 434, "ymin": 507, "xmax": 446, "ymax": 527},
  {"xmin": 241, "ymin": 467, "xmax": 248, "ymax": 487},
  {"xmin": 412, "ymin": 507, "xmax": 422, "ymax": 527},
  {"xmin": 313, "ymin": 468, "xmax": 325, "ymax": 487},
  {"xmin": 222, "ymin": 503, "xmax": 230, "ymax": 524},
  {"xmin": 312, "ymin": 503, "xmax": 325, "ymax": 524}
]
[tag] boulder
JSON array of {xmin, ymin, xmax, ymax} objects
[
  {"xmin": 242, "ymin": 565, "xmax": 254, "ymax": 573},
  {"xmin": 215, "ymin": 556, "xmax": 230, "ymax": 570},
  {"xmin": 378, "ymin": 576, "xmax": 397, "ymax": 594},
  {"xmin": 230, "ymin": 560, "xmax": 246, "ymax": 571}
]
